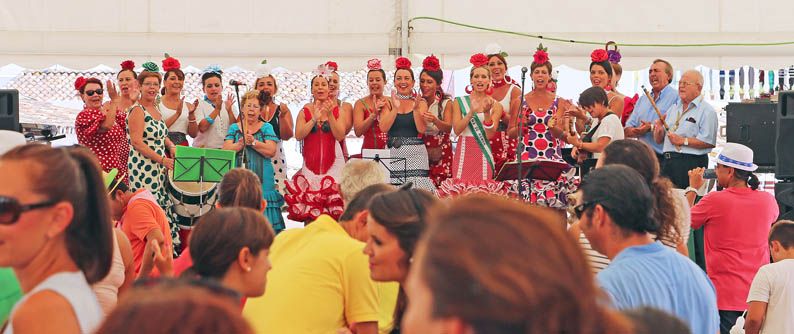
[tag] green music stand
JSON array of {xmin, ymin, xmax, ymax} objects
[{"xmin": 173, "ymin": 146, "xmax": 235, "ymax": 183}]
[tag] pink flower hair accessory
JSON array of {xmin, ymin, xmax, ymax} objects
[{"xmin": 367, "ymin": 59, "xmax": 382, "ymax": 71}]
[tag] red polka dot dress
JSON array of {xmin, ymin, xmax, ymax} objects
[
  {"xmin": 512, "ymin": 98, "xmax": 578, "ymax": 208},
  {"xmin": 75, "ymin": 107, "xmax": 130, "ymax": 185}
]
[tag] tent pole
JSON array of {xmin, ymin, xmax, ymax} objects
[{"xmin": 400, "ymin": 0, "xmax": 409, "ymax": 56}]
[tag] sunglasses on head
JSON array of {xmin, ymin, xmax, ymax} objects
[
  {"xmin": 85, "ymin": 89, "xmax": 104, "ymax": 96},
  {"xmin": 0, "ymin": 196, "xmax": 59, "ymax": 225},
  {"xmin": 572, "ymin": 201, "xmax": 598, "ymax": 220}
]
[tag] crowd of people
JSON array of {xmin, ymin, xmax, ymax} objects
[{"xmin": 0, "ymin": 43, "xmax": 792, "ymax": 334}]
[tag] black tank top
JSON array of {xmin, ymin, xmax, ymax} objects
[
  {"xmin": 260, "ymin": 105, "xmax": 281, "ymax": 138},
  {"xmin": 388, "ymin": 111, "xmax": 418, "ymax": 138}
]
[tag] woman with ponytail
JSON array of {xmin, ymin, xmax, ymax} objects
[
  {"xmin": 222, "ymin": 90, "xmax": 285, "ymax": 233},
  {"xmin": 419, "ymin": 56, "xmax": 453, "ymax": 187},
  {"xmin": 184, "ymin": 207, "xmax": 274, "ymax": 302},
  {"xmin": 687, "ymin": 143, "xmax": 779, "ymax": 332},
  {"xmin": 0, "ymin": 145, "xmax": 113, "ymax": 333}
]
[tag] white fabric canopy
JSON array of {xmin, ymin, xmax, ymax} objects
[{"xmin": 1, "ymin": 0, "xmax": 793, "ymax": 71}]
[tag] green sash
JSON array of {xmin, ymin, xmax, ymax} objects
[{"xmin": 457, "ymin": 96, "xmax": 495, "ymax": 174}]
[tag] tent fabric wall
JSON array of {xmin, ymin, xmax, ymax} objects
[{"xmin": 2, "ymin": 0, "xmax": 793, "ymax": 71}]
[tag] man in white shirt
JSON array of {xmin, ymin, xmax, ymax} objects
[{"xmin": 745, "ymin": 220, "xmax": 794, "ymax": 334}]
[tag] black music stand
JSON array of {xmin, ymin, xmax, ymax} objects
[
  {"xmin": 496, "ymin": 159, "xmax": 569, "ymax": 201},
  {"xmin": 359, "ymin": 149, "xmax": 408, "ymax": 186}
]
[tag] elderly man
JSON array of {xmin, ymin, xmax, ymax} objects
[
  {"xmin": 625, "ymin": 59, "xmax": 679, "ymax": 162},
  {"xmin": 654, "ymin": 70, "xmax": 718, "ymax": 189}
]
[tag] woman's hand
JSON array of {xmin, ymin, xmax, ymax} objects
[
  {"xmin": 187, "ymin": 98, "xmax": 199, "ymax": 113},
  {"xmin": 225, "ymin": 93, "xmax": 235, "ymax": 112},
  {"xmin": 175, "ymin": 97, "xmax": 184, "ymax": 116},
  {"xmin": 212, "ymin": 94, "xmax": 223, "ymax": 108},
  {"xmin": 422, "ymin": 110, "xmax": 436, "ymax": 123},
  {"xmin": 374, "ymin": 96, "xmax": 387, "ymax": 113},
  {"xmin": 106, "ymin": 80, "xmax": 120, "ymax": 102},
  {"xmin": 161, "ymin": 157, "xmax": 175, "ymax": 170},
  {"xmin": 244, "ymin": 134, "xmax": 256, "ymax": 145},
  {"xmin": 565, "ymin": 104, "xmax": 587, "ymax": 119}
]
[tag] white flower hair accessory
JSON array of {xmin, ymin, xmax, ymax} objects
[
  {"xmin": 255, "ymin": 59, "xmax": 272, "ymax": 79},
  {"xmin": 485, "ymin": 43, "xmax": 508, "ymax": 57},
  {"xmin": 312, "ymin": 64, "xmax": 333, "ymax": 80}
]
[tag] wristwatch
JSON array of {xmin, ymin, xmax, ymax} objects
[{"xmin": 684, "ymin": 137, "xmax": 689, "ymax": 146}]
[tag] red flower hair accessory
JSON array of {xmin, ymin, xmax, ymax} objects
[
  {"xmin": 367, "ymin": 59, "xmax": 382, "ymax": 71},
  {"xmin": 469, "ymin": 53, "xmax": 488, "ymax": 67},
  {"xmin": 74, "ymin": 76, "xmax": 87, "ymax": 91},
  {"xmin": 422, "ymin": 55, "xmax": 440, "ymax": 72},
  {"xmin": 162, "ymin": 57, "xmax": 180, "ymax": 72},
  {"xmin": 591, "ymin": 49, "xmax": 608, "ymax": 62},
  {"xmin": 533, "ymin": 43, "xmax": 550, "ymax": 65},
  {"xmin": 120, "ymin": 60, "xmax": 135, "ymax": 70},
  {"xmin": 395, "ymin": 57, "xmax": 412, "ymax": 69},
  {"xmin": 325, "ymin": 61, "xmax": 338, "ymax": 72}
]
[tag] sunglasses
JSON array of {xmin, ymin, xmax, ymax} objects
[
  {"xmin": 0, "ymin": 196, "xmax": 59, "ymax": 225},
  {"xmin": 572, "ymin": 201, "xmax": 598, "ymax": 220},
  {"xmin": 84, "ymin": 89, "xmax": 104, "ymax": 96}
]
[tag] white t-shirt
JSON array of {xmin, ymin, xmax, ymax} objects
[
  {"xmin": 746, "ymin": 259, "xmax": 794, "ymax": 333},
  {"xmin": 159, "ymin": 100, "xmax": 190, "ymax": 134},
  {"xmin": 589, "ymin": 113, "xmax": 624, "ymax": 158},
  {"xmin": 193, "ymin": 99, "xmax": 237, "ymax": 149}
]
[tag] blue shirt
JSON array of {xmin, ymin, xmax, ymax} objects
[
  {"xmin": 597, "ymin": 242, "xmax": 719, "ymax": 334},
  {"xmin": 626, "ymin": 85, "xmax": 679, "ymax": 154},
  {"xmin": 662, "ymin": 96, "xmax": 718, "ymax": 155}
]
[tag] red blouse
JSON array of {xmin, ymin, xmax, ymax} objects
[
  {"xmin": 302, "ymin": 106, "xmax": 340, "ymax": 175},
  {"xmin": 75, "ymin": 107, "xmax": 130, "ymax": 184}
]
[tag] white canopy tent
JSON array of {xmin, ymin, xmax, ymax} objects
[{"xmin": 1, "ymin": 0, "xmax": 794, "ymax": 71}]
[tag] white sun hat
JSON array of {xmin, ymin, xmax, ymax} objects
[
  {"xmin": 717, "ymin": 142, "xmax": 758, "ymax": 172},
  {"xmin": 0, "ymin": 130, "xmax": 26, "ymax": 155}
]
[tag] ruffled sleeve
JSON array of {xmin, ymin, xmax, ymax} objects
[
  {"xmin": 260, "ymin": 123, "xmax": 279, "ymax": 143},
  {"xmin": 75, "ymin": 108, "xmax": 106, "ymax": 137},
  {"xmin": 225, "ymin": 123, "xmax": 240, "ymax": 141}
]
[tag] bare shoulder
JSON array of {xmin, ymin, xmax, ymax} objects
[{"xmin": 12, "ymin": 290, "xmax": 81, "ymax": 333}]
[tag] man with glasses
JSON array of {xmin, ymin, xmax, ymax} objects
[
  {"xmin": 654, "ymin": 70, "xmax": 718, "ymax": 189},
  {"xmin": 624, "ymin": 59, "xmax": 679, "ymax": 163},
  {"xmin": 576, "ymin": 165, "xmax": 719, "ymax": 334}
]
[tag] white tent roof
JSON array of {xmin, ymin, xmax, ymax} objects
[{"xmin": 1, "ymin": 0, "xmax": 793, "ymax": 71}]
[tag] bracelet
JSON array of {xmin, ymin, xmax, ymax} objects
[
  {"xmin": 482, "ymin": 120, "xmax": 495, "ymax": 129},
  {"xmin": 188, "ymin": 118, "xmax": 197, "ymax": 123},
  {"xmin": 685, "ymin": 186, "xmax": 698, "ymax": 195},
  {"xmin": 205, "ymin": 116, "xmax": 215, "ymax": 125}
]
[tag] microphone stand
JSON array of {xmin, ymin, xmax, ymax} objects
[
  {"xmin": 514, "ymin": 68, "xmax": 528, "ymax": 201},
  {"xmin": 232, "ymin": 82, "xmax": 247, "ymax": 169}
]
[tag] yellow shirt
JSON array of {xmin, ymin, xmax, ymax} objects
[
  {"xmin": 376, "ymin": 281, "xmax": 400, "ymax": 334},
  {"xmin": 243, "ymin": 215, "xmax": 379, "ymax": 334}
]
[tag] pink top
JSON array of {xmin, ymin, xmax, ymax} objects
[
  {"xmin": 691, "ymin": 187, "xmax": 779, "ymax": 310},
  {"xmin": 91, "ymin": 230, "xmax": 125, "ymax": 315}
]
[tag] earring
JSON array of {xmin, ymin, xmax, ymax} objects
[
  {"xmin": 485, "ymin": 84, "xmax": 494, "ymax": 95},
  {"xmin": 246, "ymin": 267, "xmax": 252, "ymax": 272},
  {"xmin": 465, "ymin": 85, "xmax": 473, "ymax": 94}
]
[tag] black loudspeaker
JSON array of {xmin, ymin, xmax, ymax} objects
[
  {"xmin": 726, "ymin": 102, "xmax": 777, "ymax": 166},
  {"xmin": 0, "ymin": 89, "xmax": 20, "ymax": 132},
  {"xmin": 777, "ymin": 91, "xmax": 794, "ymax": 179},
  {"xmin": 775, "ymin": 182, "xmax": 794, "ymax": 221}
]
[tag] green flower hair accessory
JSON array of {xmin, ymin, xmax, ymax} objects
[{"xmin": 142, "ymin": 61, "xmax": 159, "ymax": 72}]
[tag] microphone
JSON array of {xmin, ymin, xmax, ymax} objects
[
  {"xmin": 229, "ymin": 80, "xmax": 246, "ymax": 86},
  {"xmin": 521, "ymin": 66, "xmax": 528, "ymax": 74}
]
